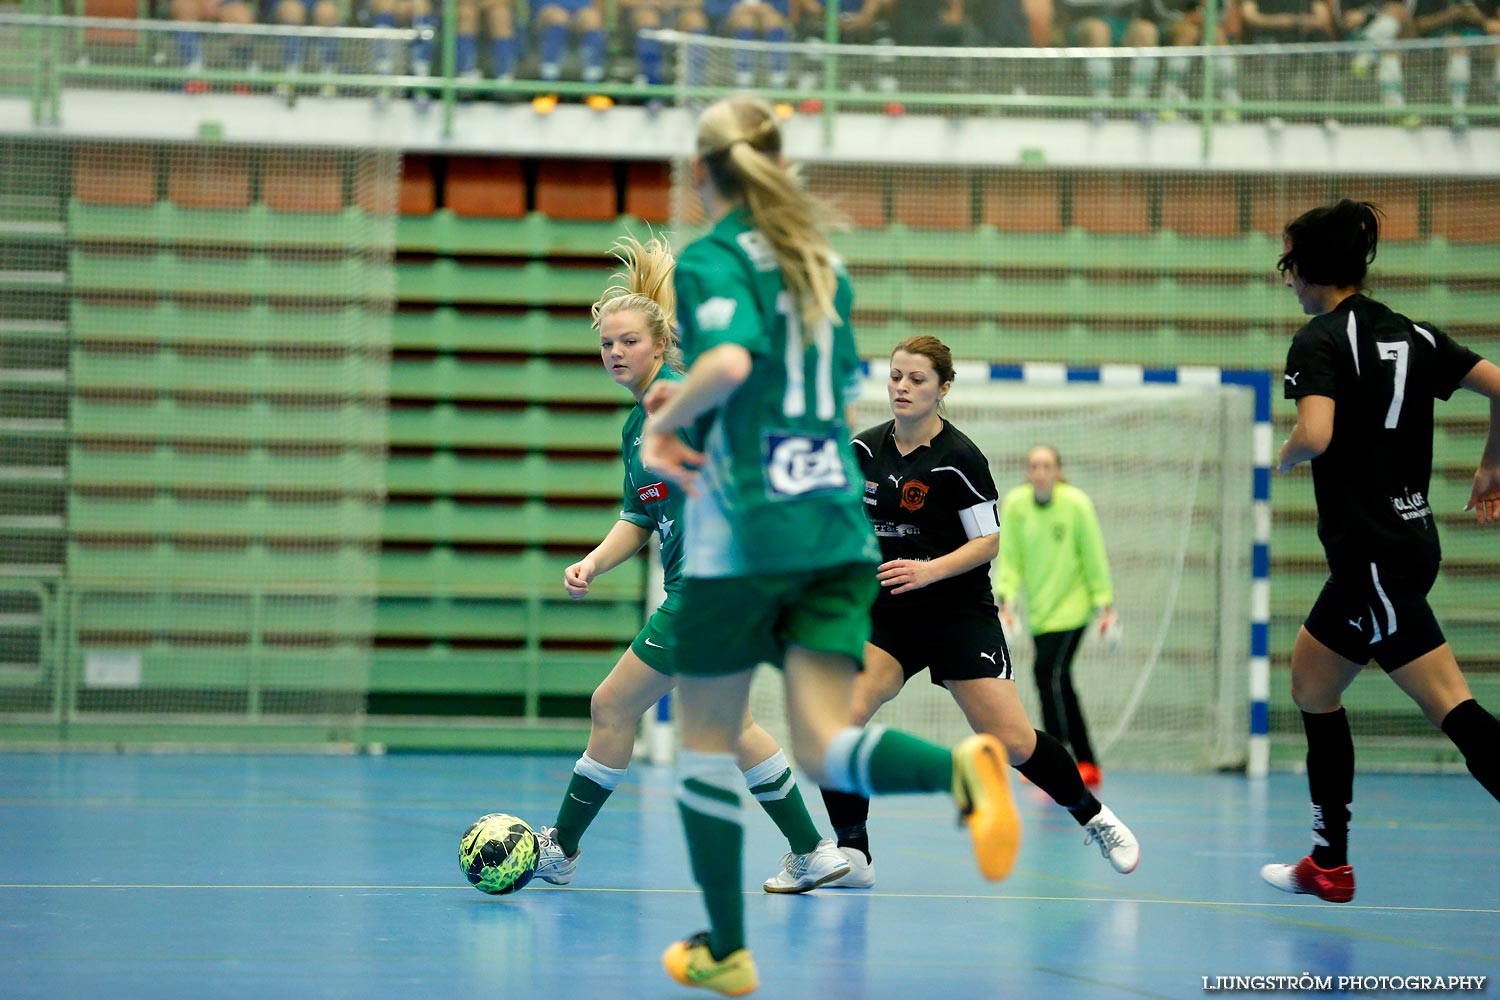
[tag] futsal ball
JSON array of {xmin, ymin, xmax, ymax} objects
[{"xmin": 459, "ymin": 813, "xmax": 539, "ymax": 895}]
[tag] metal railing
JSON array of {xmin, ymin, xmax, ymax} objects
[{"xmin": 2, "ymin": 9, "xmax": 1497, "ymax": 150}]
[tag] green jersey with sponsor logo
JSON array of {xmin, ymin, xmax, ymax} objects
[
  {"xmin": 620, "ymin": 368, "xmax": 693, "ymax": 593},
  {"xmin": 673, "ymin": 209, "xmax": 880, "ymax": 579}
]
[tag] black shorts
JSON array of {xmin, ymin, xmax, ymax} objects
[
  {"xmin": 1304, "ymin": 559, "xmax": 1446, "ymax": 673},
  {"xmin": 869, "ymin": 601, "xmax": 1013, "ymax": 687}
]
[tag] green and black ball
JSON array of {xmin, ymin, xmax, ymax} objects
[{"xmin": 459, "ymin": 813, "xmax": 539, "ymax": 895}]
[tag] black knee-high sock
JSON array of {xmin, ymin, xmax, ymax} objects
[
  {"xmin": 819, "ymin": 787, "xmax": 872, "ymax": 862},
  {"xmin": 1441, "ymin": 699, "xmax": 1500, "ymax": 802},
  {"xmin": 1016, "ymin": 729, "xmax": 1101, "ymax": 825},
  {"xmin": 1303, "ymin": 707, "xmax": 1353, "ymax": 869}
]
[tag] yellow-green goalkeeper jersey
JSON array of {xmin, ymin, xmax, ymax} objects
[
  {"xmin": 619, "ymin": 368, "xmax": 692, "ymax": 593},
  {"xmin": 995, "ymin": 481, "xmax": 1114, "ymax": 635},
  {"xmin": 672, "ymin": 209, "xmax": 879, "ymax": 579}
]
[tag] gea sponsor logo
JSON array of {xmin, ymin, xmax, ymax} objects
[{"xmin": 767, "ymin": 433, "xmax": 846, "ymax": 497}]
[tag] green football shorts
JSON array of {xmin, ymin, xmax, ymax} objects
[
  {"xmin": 672, "ymin": 561, "xmax": 879, "ymax": 677},
  {"xmin": 629, "ymin": 591, "xmax": 680, "ymax": 674}
]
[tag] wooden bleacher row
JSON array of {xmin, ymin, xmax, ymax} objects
[
  {"xmin": 385, "ymin": 253, "xmax": 1500, "ymax": 323},
  {"xmin": 71, "ymin": 445, "xmax": 614, "ymax": 497},
  {"xmin": 62, "ymin": 569, "xmax": 1499, "ymax": 667},
  {"xmin": 395, "ymin": 153, "xmax": 1500, "ymax": 246},
  {"xmin": 69, "ymin": 495, "xmax": 615, "ymax": 545},
  {"xmin": 394, "ymin": 207, "xmax": 1500, "ymax": 277},
  {"xmin": 73, "ymin": 144, "xmax": 401, "ymax": 215},
  {"xmin": 83, "ymin": 297, "xmax": 1500, "ymax": 375},
  {"xmin": 802, "ymin": 171, "xmax": 1500, "ymax": 245},
  {"xmin": 71, "ymin": 147, "xmax": 666, "ymax": 224}
]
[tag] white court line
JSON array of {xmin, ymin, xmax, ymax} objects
[{"xmin": 2, "ymin": 883, "xmax": 1497, "ymax": 916}]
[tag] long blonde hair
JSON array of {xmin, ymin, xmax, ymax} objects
[
  {"xmin": 696, "ymin": 95, "xmax": 843, "ymax": 329},
  {"xmin": 591, "ymin": 234, "xmax": 682, "ymax": 373}
]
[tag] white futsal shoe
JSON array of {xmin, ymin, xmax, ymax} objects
[
  {"xmin": 533, "ymin": 825, "xmax": 578, "ymax": 885},
  {"xmin": 762, "ymin": 838, "xmax": 852, "ymax": 893},
  {"xmin": 822, "ymin": 846, "xmax": 875, "ymax": 889},
  {"xmin": 1084, "ymin": 805, "xmax": 1141, "ymax": 874}
]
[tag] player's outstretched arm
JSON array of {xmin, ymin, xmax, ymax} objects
[
  {"xmin": 1460, "ymin": 359, "xmax": 1500, "ymax": 524},
  {"xmin": 1278, "ymin": 395, "xmax": 1335, "ymax": 474},
  {"xmin": 564, "ymin": 520, "xmax": 653, "ymax": 599}
]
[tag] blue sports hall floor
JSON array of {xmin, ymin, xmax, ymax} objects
[{"xmin": 1, "ymin": 752, "xmax": 1495, "ymax": 999}]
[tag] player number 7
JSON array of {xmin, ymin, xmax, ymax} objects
[{"xmin": 1379, "ymin": 341, "xmax": 1409, "ymax": 430}]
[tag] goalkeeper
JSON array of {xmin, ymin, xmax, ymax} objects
[{"xmin": 996, "ymin": 444, "xmax": 1118, "ymax": 789}]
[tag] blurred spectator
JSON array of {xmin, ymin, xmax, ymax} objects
[
  {"xmin": 367, "ymin": 0, "xmax": 436, "ymax": 77},
  {"xmin": 624, "ymin": 1, "xmax": 709, "ymax": 87},
  {"xmin": 272, "ymin": 0, "xmax": 342, "ymax": 96},
  {"xmin": 532, "ymin": 0, "xmax": 608, "ymax": 84},
  {"xmin": 1236, "ymin": 0, "xmax": 1333, "ymax": 109},
  {"xmin": 794, "ymin": 0, "xmax": 884, "ymax": 42},
  {"xmin": 1412, "ymin": 0, "xmax": 1492, "ymax": 130},
  {"xmin": 168, "ymin": 0, "xmax": 257, "ymax": 91},
  {"xmin": 793, "ymin": 0, "xmax": 895, "ymax": 92},
  {"xmin": 1330, "ymin": 0, "xmax": 1416, "ymax": 123},
  {"xmin": 1237, "ymin": 0, "xmax": 1335, "ymax": 40},
  {"xmin": 969, "ymin": 0, "xmax": 1050, "ymax": 46},
  {"xmin": 709, "ymin": 0, "xmax": 793, "ymax": 88},
  {"xmin": 886, "ymin": 0, "xmax": 972, "ymax": 90},
  {"xmin": 452, "ymin": 0, "xmax": 519, "ymax": 82},
  {"xmin": 1056, "ymin": 0, "xmax": 1162, "ymax": 121},
  {"xmin": 885, "ymin": 0, "xmax": 970, "ymax": 46},
  {"xmin": 1151, "ymin": 0, "xmax": 1241, "ymax": 118}
]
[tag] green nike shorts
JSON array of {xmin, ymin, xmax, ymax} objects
[
  {"xmin": 672, "ymin": 561, "xmax": 879, "ymax": 677},
  {"xmin": 629, "ymin": 590, "xmax": 681, "ymax": 674}
]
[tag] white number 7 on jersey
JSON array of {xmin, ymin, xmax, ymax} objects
[{"xmin": 1379, "ymin": 341, "xmax": 1409, "ymax": 430}]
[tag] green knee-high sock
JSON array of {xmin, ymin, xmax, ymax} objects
[
  {"xmin": 824, "ymin": 724, "xmax": 953, "ymax": 796},
  {"xmin": 743, "ymin": 749, "xmax": 821, "ymax": 855},
  {"xmin": 678, "ymin": 750, "xmax": 745, "ymax": 961},
  {"xmin": 552, "ymin": 753, "xmax": 626, "ymax": 857}
]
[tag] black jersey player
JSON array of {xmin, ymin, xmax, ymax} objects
[
  {"xmin": 1262, "ymin": 199, "xmax": 1500, "ymax": 903},
  {"xmin": 819, "ymin": 335, "xmax": 1141, "ymax": 888}
]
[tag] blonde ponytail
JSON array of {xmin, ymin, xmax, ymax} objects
[
  {"xmin": 591, "ymin": 234, "xmax": 682, "ymax": 372},
  {"xmin": 697, "ymin": 96, "xmax": 844, "ymax": 329}
]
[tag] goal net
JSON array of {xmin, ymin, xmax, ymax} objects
[
  {"xmin": 0, "ymin": 24, "xmax": 399, "ymax": 745},
  {"xmin": 736, "ymin": 374, "xmax": 1255, "ymax": 773}
]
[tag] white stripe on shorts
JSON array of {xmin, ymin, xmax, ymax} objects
[{"xmin": 1370, "ymin": 562, "xmax": 1398, "ymax": 637}]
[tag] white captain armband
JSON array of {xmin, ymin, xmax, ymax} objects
[{"xmin": 958, "ymin": 500, "xmax": 1000, "ymax": 539}]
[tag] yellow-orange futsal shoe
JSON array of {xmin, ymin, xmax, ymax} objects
[
  {"xmin": 952, "ymin": 733, "xmax": 1022, "ymax": 881},
  {"xmin": 662, "ymin": 932, "xmax": 758, "ymax": 996}
]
